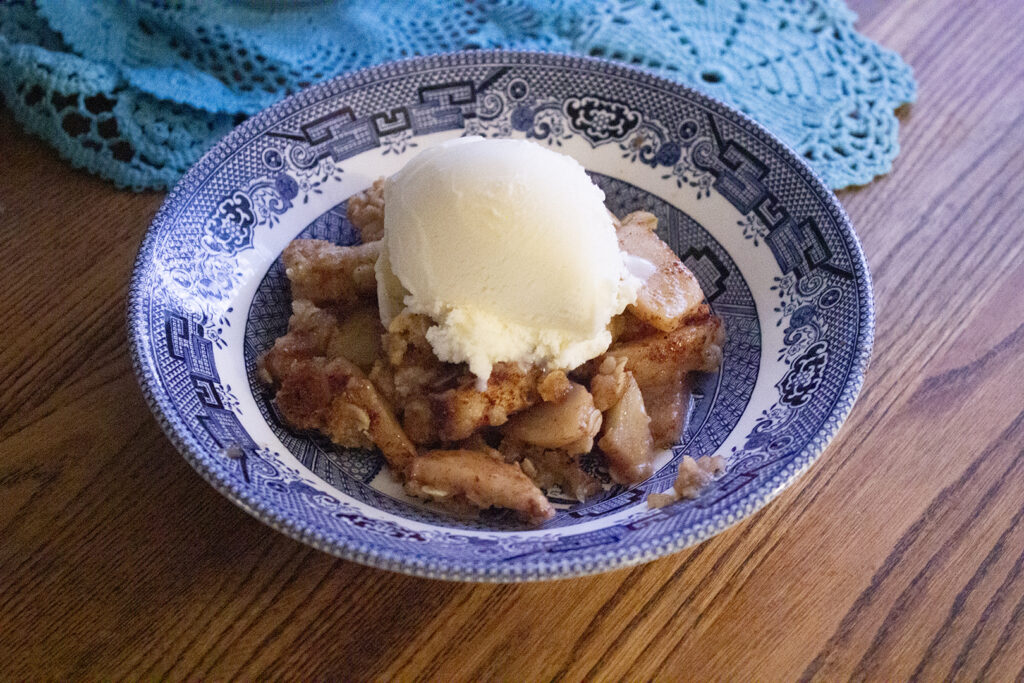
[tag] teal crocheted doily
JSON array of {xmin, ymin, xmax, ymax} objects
[{"xmin": 0, "ymin": 0, "xmax": 915, "ymax": 191}]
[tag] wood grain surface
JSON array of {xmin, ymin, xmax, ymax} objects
[{"xmin": 2, "ymin": 0, "xmax": 1024, "ymax": 678}]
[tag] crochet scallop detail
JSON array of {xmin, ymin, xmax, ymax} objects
[{"xmin": 0, "ymin": 0, "xmax": 914, "ymax": 191}]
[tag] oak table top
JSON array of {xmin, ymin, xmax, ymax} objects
[{"xmin": 3, "ymin": 0, "xmax": 1024, "ymax": 678}]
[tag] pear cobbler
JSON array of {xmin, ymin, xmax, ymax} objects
[{"xmin": 260, "ymin": 138, "xmax": 725, "ymax": 524}]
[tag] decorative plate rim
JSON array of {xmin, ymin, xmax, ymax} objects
[{"xmin": 127, "ymin": 49, "xmax": 874, "ymax": 582}]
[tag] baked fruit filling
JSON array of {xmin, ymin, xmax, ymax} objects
[{"xmin": 260, "ymin": 178, "xmax": 725, "ymax": 524}]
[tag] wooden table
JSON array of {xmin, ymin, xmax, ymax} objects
[{"xmin": 3, "ymin": 1, "xmax": 1023, "ymax": 678}]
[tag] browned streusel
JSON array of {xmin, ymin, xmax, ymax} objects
[
  {"xmin": 589, "ymin": 355, "xmax": 628, "ymax": 411},
  {"xmin": 270, "ymin": 354, "xmax": 417, "ymax": 472},
  {"xmin": 260, "ymin": 187, "xmax": 726, "ymax": 524},
  {"xmin": 647, "ymin": 454, "xmax": 726, "ymax": 508},
  {"xmin": 346, "ymin": 178, "xmax": 386, "ymax": 242},
  {"xmin": 281, "ymin": 239, "xmax": 379, "ymax": 310},
  {"xmin": 382, "ymin": 311, "xmax": 451, "ymax": 402},
  {"xmin": 537, "ymin": 369, "xmax": 573, "ymax": 403}
]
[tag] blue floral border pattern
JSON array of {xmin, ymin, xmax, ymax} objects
[{"xmin": 128, "ymin": 51, "xmax": 873, "ymax": 581}]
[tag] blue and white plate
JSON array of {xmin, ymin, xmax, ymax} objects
[{"xmin": 129, "ymin": 51, "xmax": 872, "ymax": 581}]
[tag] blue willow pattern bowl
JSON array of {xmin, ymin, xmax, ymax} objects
[{"xmin": 128, "ymin": 51, "xmax": 873, "ymax": 581}]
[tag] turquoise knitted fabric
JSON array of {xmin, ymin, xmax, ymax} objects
[{"xmin": 0, "ymin": 0, "xmax": 915, "ymax": 191}]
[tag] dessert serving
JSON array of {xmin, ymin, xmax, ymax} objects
[
  {"xmin": 131, "ymin": 51, "xmax": 874, "ymax": 577},
  {"xmin": 259, "ymin": 137, "xmax": 725, "ymax": 524}
]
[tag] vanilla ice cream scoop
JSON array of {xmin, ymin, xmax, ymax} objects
[{"xmin": 376, "ymin": 136, "xmax": 647, "ymax": 383}]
